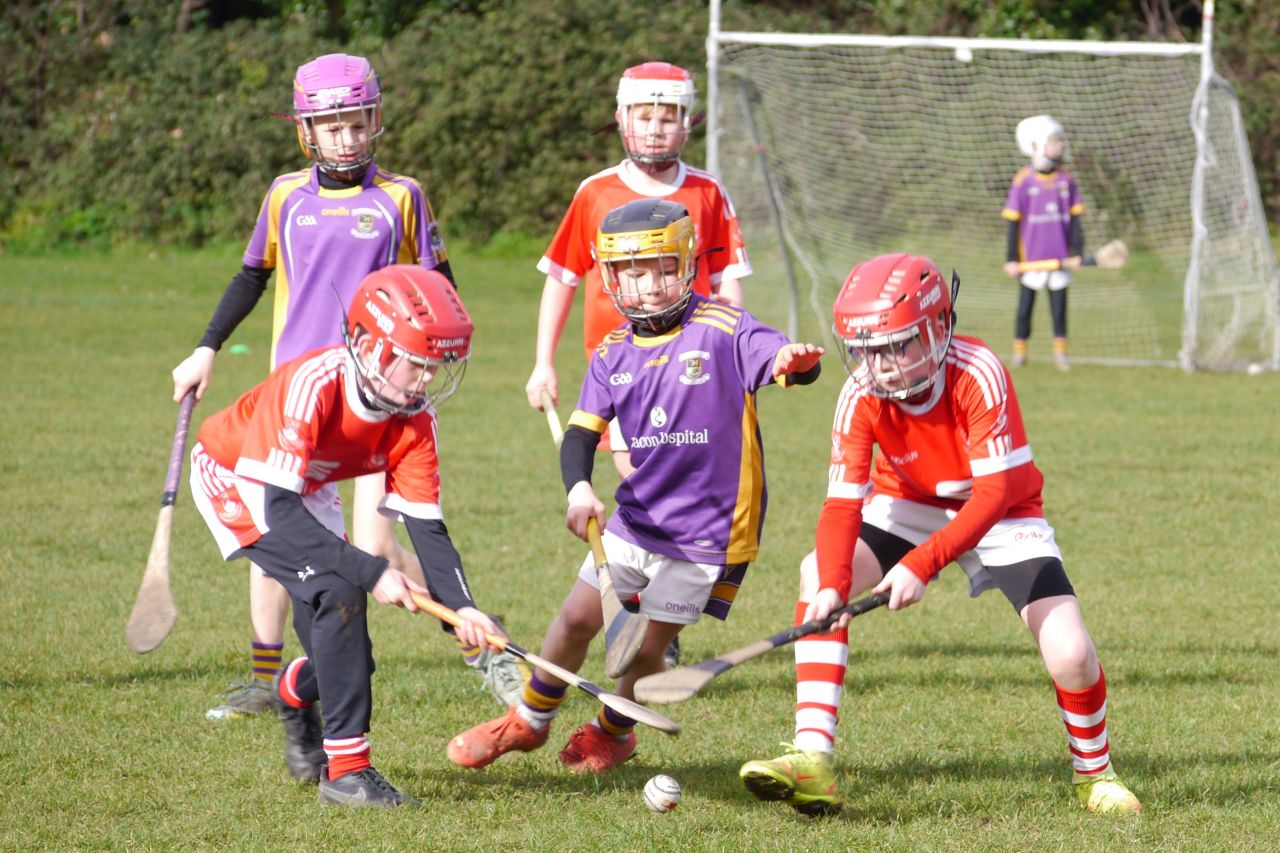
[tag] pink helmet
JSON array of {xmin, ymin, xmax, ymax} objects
[
  {"xmin": 616, "ymin": 62, "xmax": 696, "ymax": 165},
  {"xmin": 293, "ymin": 53, "xmax": 383, "ymax": 175}
]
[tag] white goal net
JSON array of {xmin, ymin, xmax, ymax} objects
[{"xmin": 709, "ymin": 30, "xmax": 1280, "ymax": 371}]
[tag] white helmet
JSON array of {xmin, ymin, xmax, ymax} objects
[
  {"xmin": 615, "ymin": 62, "xmax": 696, "ymax": 165},
  {"xmin": 1016, "ymin": 114, "xmax": 1067, "ymax": 172}
]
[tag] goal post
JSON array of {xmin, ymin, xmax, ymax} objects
[{"xmin": 706, "ymin": 1, "xmax": 1280, "ymax": 372}]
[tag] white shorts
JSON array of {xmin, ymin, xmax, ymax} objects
[
  {"xmin": 1019, "ymin": 269, "xmax": 1072, "ymax": 292},
  {"xmin": 189, "ymin": 443, "xmax": 345, "ymax": 559},
  {"xmin": 575, "ymin": 529, "xmax": 721, "ymax": 625},
  {"xmin": 861, "ymin": 493, "xmax": 1062, "ymax": 598}
]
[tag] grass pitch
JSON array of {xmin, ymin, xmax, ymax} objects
[{"xmin": 1, "ymin": 245, "xmax": 1278, "ymax": 850}]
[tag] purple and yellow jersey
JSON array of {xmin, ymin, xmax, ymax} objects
[
  {"xmin": 1001, "ymin": 166, "xmax": 1083, "ymax": 263},
  {"xmin": 567, "ymin": 294, "xmax": 788, "ymax": 565},
  {"xmin": 243, "ymin": 164, "xmax": 448, "ymax": 367}
]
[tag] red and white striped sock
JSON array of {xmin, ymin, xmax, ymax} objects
[
  {"xmin": 793, "ymin": 601, "xmax": 848, "ymax": 754},
  {"xmin": 325, "ymin": 735, "xmax": 371, "ymax": 780},
  {"xmin": 1056, "ymin": 666, "xmax": 1111, "ymax": 776}
]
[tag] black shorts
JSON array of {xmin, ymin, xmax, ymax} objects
[{"xmin": 859, "ymin": 523, "xmax": 1076, "ymax": 612}]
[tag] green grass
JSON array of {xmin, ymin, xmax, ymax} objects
[{"xmin": 2, "ymin": 245, "xmax": 1278, "ymax": 850}]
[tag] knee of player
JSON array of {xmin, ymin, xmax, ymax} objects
[
  {"xmin": 797, "ymin": 550, "xmax": 820, "ymax": 600},
  {"xmin": 1041, "ymin": 630, "xmax": 1097, "ymax": 682}
]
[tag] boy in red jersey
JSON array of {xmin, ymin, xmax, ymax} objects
[
  {"xmin": 173, "ymin": 53, "xmax": 523, "ymax": 720},
  {"xmin": 739, "ymin": 254, "xmax": 1141, "ymax": 817},
  {"xmin": 525, "ymin": 62, "xmax": 751, "ymax": 468},
  {"xmin": 189, "ymin": 266, "xmax": 503, "ymax": 808}
]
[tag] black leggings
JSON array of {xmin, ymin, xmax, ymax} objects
[{"xmin": 1015, "ymin": 285, "xmax": 1068, "ymax": 340}]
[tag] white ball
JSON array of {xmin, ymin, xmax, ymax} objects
[
  {"xmin": 643, "ymin": 774, "xmax": 681, "ymax": 813},
  {"xmin": 1247, "ymin": 362, "xmax": 1264, "ymax": 375}
]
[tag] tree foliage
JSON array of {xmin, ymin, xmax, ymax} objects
[{"xmin": 1, "ymin": 0, "xmax": 1274, "ymax": 251}]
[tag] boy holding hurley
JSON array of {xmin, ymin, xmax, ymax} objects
[
  {"xmin": 449, "ymin": 198, "xmax": 821, "ymax": 773},
  {"xmin": 740, "ymin": 253, "xmax": 1141, "ymax": 816},
  {"xmin": 189, "ymin": 266, "xmax": 503, "ymax": 807}
]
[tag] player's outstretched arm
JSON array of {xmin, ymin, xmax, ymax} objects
[
  {"xmin": 772, "ymin": 342, "xmax": 825, "ymax": 386},
  {"xmin": 525, "ymin": 276, "xmax": 576, "ymax": 408}
]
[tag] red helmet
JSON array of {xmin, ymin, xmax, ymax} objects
[
  {"xmin": 344, "ymin": 266, "xmax": 472, "ymax": 414},
  {"xmin": 832, "ymin": 253, "xmax": 956, "ymax": 400}
]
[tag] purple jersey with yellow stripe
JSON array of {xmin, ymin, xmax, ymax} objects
[
  {"xmin": 244, "ymin": 164, "xmax": 448, "ymax": 367},
  {"xmin": 568, "ymin": 294, "xmax": 788, "ymax": 565},
  {"xmin": 1001, "ymin": 166, "xmax": 1083, "ymax": 262}
]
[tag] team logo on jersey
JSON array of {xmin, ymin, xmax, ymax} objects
[
  {"xmin": 350, "ymin": 207, "xmax": 383, "ymax": 240},
  {"xmin": 367, "ymin": 452, "xmax": 388, "ymax": 469},
  {"xmin": 278, "ymin": 418, "xmax": 307, "ymax": 452},
  {"xmin": 295, "ymin": 214, "xmax": 318, "ymax": 226},
  {"xmin": 216, "ymin": 493, "xmax": 242, "ymax": 524},
  {"xmin": 678, "ymin": 350, "xmax": 711, "ymax": 385},
  {"xmin": 649, "ymin": 406, "xmax": 668, "ymax": 428},
  {"xmin": 609, "ymin": 372, "xmax": 633, "ymax": 386}
]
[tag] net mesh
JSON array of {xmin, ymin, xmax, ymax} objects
[{"xmin": 713, "ymin": 39, "xmax": 1278, "ymax": 370}]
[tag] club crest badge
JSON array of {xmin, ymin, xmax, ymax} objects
[
  {"xmin": 678, "ymin": 349, "xmax": 711, "ymax": 385},
  {"xmin": 277, "ymin": 418, "xmax": 307, "ymax": 452},
  {"xmin": 217, "ymin": 493, "xmax": 243, "ymax": 523},
  {"xmin": 350, "ymin": 207, "xmax": 382, "ymax": 240}
]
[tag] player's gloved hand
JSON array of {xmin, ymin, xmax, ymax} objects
[
  {"xmin": 371, "ymin": 567, "xmax": 427, "ymax": 611},
  {"xmin": 455, "ymin": 607, "xmax": 506, "ymax": 654},
  {"xmin": 525, "ymin": 364, "xmax": 558, "ymax": 410},
  {"xmin": 172, "ymin": 346, "xmax": 216, "ymax": 402},
  {"xmin": 872, "ymin": 563, "xmax": 927, "ymax": 611},
  {"xmin": 1003, "ymin": 261, "xmax": 1021, "ymax": 278},
  {"xmin": 565, "ymin": 480, "xmax": 607, "ymax": 542},
  {"xmin": 803, "ymin": 587, "xmax": 849, "ymax": 629},
  {"xmin": 771, "ymin": 342, "xmax": 825, "ymax": 379}
]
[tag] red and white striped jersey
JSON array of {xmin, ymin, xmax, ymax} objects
[
  {"xmin": 194, "ymin": 346, "xmax": 443, "ymax": 547},
  {"xmin": 829, "ymin": 336, "xmax": 1043, "ymax": 513}
]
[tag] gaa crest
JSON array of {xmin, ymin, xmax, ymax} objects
[
  {"xmin": 217, "ymin": 493, "xmax": 243, "ymax": 523},
  {"xmin": 678, "ymin": 349, "xmax": 711, "ymax": 385},
  {"xmin": 350, "ymin": 207, "xmax": 381, "ymax": 240}
]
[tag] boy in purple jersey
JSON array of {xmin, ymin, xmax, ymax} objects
[
  {"xmin": 1002, "ymin": 115, "xmax": 1084, "ymax": 371},
  {"xmin": 446, "ymin": 198, "xmax": 823, "ymax": 774},
  {"xmin": 171, "ymin": 53, "xmax": 525, "ymax": 722}
]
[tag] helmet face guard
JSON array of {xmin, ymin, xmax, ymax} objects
[
  {"xmin": 294, "ymin": 53, "xmax": 384, "ymax": 176},
  {"xmin": 592, "ymin": 198, "xmax": 697, "ymax": 333},
  {"xmin": 343, "ymin": 266, "xmax": 473, "ymax": 415},
  {"xmin": 615, "ymin": 62, "xmax": 695, "ymax": 166},
  {"xmin": 833, "ymin": 254, "xmax": 958, "ymax": 401}
]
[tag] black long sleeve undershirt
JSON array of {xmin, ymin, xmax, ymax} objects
[
  {"xmin": 560, "ymin": 425, "xmax": 599, "ymax": 494},
  {"xmin": 198, "ymin": 264, "xmax": 271, "ymax": 351},
  {"xmin": 263, "ymin": 484, "xmax": 388, "ymax": 591},
  {"xmin": 402, "ymin": 516, "xmax": 476, "ymax": 612}
]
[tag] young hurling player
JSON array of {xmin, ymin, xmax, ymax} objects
[
  {"xmin": 525, "ymin": 61, "xmax": 752, "ymax": 668},
  {"xmin": 447, "ymin": 199, "xmax": 822, "ymax": 775},
  {"xmin": 739, "ymin": 253, "xmax": 1142, "ymax": 817},
  {"xmin": 189, "ymin": 266, "xmax": 502, "ymax": 808},
  {"xmin": 525, "ymin": 62, "xmax": 752, "ymax": 469},
  {"xmin": 172, "ymin": 53, "xmax": 524, "ymax": 720},
  {"xmin": 1002, "ymin": 115, "xmax": 1084, "ymax": 371}
]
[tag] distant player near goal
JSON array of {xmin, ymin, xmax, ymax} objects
[
  {"xmin": 171, "ymin": 53, "xmax": 524, "ymax": 720},
  {"xmin": 1002, "ymin": 115, "xmax": 1084, "ymax": 371},
  {"xmin": 448, "ymin": 198, "xmax": 822, "ymax": 776},
  {"xmin": 740, "ymin": 253, "xmax": 1141, "ymax": 816},
  {"xmin": 189, "ymin": 266, "xmax": 505, "ymax": 807}
]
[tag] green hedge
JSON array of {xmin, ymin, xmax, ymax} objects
[{"xmin": 2, "ymin": 1, "xmax": 1276, "ymax": 252}]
